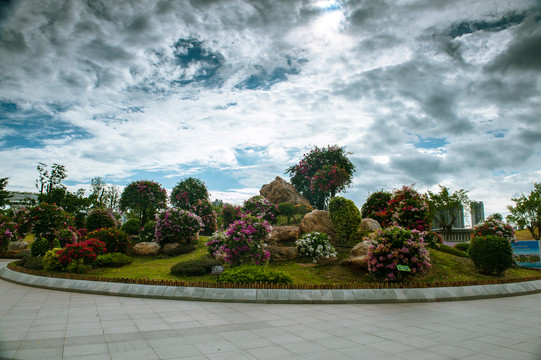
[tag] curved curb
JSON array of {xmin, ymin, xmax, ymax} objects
[{"xmin": 3, "ymin": 266, "xmax": 541, "ymax": 304}]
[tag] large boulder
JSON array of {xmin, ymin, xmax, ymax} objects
[
  {"xmin": 269, "ymin": 226, "xmax": 301, "ymax": 244},
  {"xmin": 299, "ymin": 210, "xmax": 337, "ymax": 241},
  {"xmin": 342, "ymin": 241, "xmax": 371, "ymax": 268},
  {"xmin": 8, "ymin": 241, "xmax": 28, "ymax": 251},
  {"xmin": 360, "ymin": 218, "xmax": 381, "ymax": 232},
  {"xmin": 132, "ymin": 242, "xmax": 161, "ymax": 256},
  {"xmin": 260, "ymin": 176, "xmax": 310, "ymax": 206},
  {"xmin": 267, "ymin": 245, "xmax": 298, "ymax": 262}
]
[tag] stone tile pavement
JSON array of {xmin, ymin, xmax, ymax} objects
[{"xmin": 1, "ymin": 260, "xmax": 541, "ymax": 359}]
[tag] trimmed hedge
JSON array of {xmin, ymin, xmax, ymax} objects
[
  {"xmin": 469, "ymin": 235, "xmax": 514, "ymax": 276},
  {"xmin": 328, "ymin": 196, "xmax": 361, "ymax": 245},
  {"xmin": 454, "ymin": 242, "xmax": 470, "ymax": 253},
  {"xmin": 170, "ymin": 257, "xmax": 222, "ymax": 276},
  {"xmin": 220, "ymin": 265, "xmax": 293, "ymax": 284},
  {"xmin": 94, "ymin": 253, "xmax": 133, "ymax": 268}
]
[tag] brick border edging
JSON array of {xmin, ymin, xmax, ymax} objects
[{"xmin": 3, "ymin": 264, "xmax": 541, "ymax": 304}]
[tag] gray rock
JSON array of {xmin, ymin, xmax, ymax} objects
[
  {"xmin": 360, "ymin": 218, "xmax": 381, "ymax": 232},
  {"xmin": 260, "ymin": 176, "xmax": 310, "ymax": 206},
  {"xmin": 269, "ymin": 226, "xmax": 301, "ymax": 244},
  {"xmin": 342, "ymin": 241, "xmax": 371, "ymax": 268},
  {"xmin": 267, "ymin": 246, "xmax": 298, "ymax": 262},
  {"xmin": 299, "ymin": 210, "xmax": 337, "ymax": 242},
  {"xmin": 132, "ymin": 242, "xmax": 161, "ymax": 256},
  {"xmin": 8, "ymin": 241, "xmax": 28, "ymax": 251}
]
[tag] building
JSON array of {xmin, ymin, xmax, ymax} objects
[{"xmin": 470, "ymin": 201, "xmax": 485, "ymax": 226}]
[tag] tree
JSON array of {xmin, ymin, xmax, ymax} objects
[
  {"xmin": 105, "ymin": 184, "xmax": 121, "ymax": 211},
  {"xmin": 286, "ymin": 145, "xmax": 355, "ymax": 209},
  {"xmin": 119, "ymin": 180, "xmax": 168, "ymax": 226},
  {"xmin": 0, "ymin": 177, "xmax": 12, "ymax": 208},
  {"xmin": 427, "ymin": 185, "xmax": 470, "ymax": 237},
  {"xmin": 507, "ymin": 183, "xmax": 541, "ymax": 240},
  {"xmin": 89, "ymin": 177, "xmax": 107, "ymax": 208},
  {"xmin": 35, "ymin": 163, "xmax": 67, "ymax": 195},
  {"xmin": 360, "ymin": 190, "xmax": 392, "ymax": 226},
  {"xmin": 170, "ymin": 177, "xmax": 209, "ymax": 209}
]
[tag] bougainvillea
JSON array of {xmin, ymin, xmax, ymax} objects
[
  {"xmin": 360, "ymin": 190, "xmax": 392, "ymax": 226},
  {"xmin": 119, "ymin": 180, "xmax": 168, "ymax": 226},
  {"xmin": 473, "ymin": 215, "xmax": 515, "ymax": 243},
  {"xmin": 387, "ymin": 186, "xmax": 431, "ymax": 232},
  {"xmin": 310, "ymin": 164, "xmax": 352, "ymax": 198},
  {"xmin": 367, "ymin": 226, "xmax": 431, "ymax": 282},
  {"xmin": 220, "ymin": 203, "xmax": 243, "ymax": 229},
  {"xmin": 206, "ymin": 230, "xmax": 228, "ymax": 258},
  {"xmin": 13, "ymin": 208, "xmax": 32, "ymax": 239},
  {"xmin": 218, "ymin": 215, "xmax": 271, "ymax": 266},
  {"xmin": 170, "ymin": 177, "xmax": 209, "ymax": 209},
  {"xmin": 57, "ymin": 242, "xmax": 97, "ymax": 266},
  {"xmin": 86, "ymin": 228, "xmax": 130, "ymax": 254},
  {"xmin": 295, "ymin": 232, "xmax": 337, "ymax": 263},
  {"xmin": 155, "ymin": 208, "xmax": 203, "ymax": 244},
  {"xmin": 242, "ymin": 195, "xmax": 278, "ymax": 224}
]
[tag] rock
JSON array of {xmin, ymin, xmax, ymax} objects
[
  {"xmin": 162, "ymin": 242, "xmax": 196, "ymax": 256},
  {"xmin": 132, "ymin": 242, "xmax": 161, "ymax": 256},
  {"xmin": 8, "ymin": 241, "xmax": 28, "ymax": 251},
  {"xmin": 317, "ymin": 256, "xmax": 339, "ymax": 266},
  {"xmin": 299, "ymin": 210, "xmax": 337, "ymax": 241},
  {"xmin": 342, "ymin": 241, "xmax": 371, "ymax": 268},
  {"xmin": 269, "ymin": 226, "xmax": 300, "ymax": 244},
  {"xmin": 162, "ymin": 243, "xmax": 180, "ymax": 255},
  {"xmin": 360, "ymin": 218, "xmax": 381, "ymax": 232},
  {"xmin": 267, "ymin": 245, "xmax": 298, "ymax": 262},
  {"xmin": 260, "ymin": 176, "xmax": 310, "ymax": 205}
]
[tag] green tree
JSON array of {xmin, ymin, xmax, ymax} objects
[
  {"xmin": 360, "ymin": 190, "xmax": 392, "ymax": 226},
  {"xmin": 286, "ymin": 145, "xmax": 355, "ymax": 209},
  {"xmin": 427, "ymin": 185, "xmax": 470, "ymax": 237},
  {"xmin": 507, "ymin": 183, "xmax": 541, "ymax": 240},
  {"xmin": 0, "ymin": 177, "xmax": 12, "ymax": 208},
  {"xmin": 119, "ymin": 180, "xmax": 167, "ymax": 226},
  {"xmin": 89, "ymin": 177, "xmax": 107, "ymax": 207},
  {"xmin": 35, "ymin": 163, "xmax": 67, "ymax": 196},
  {"xmin": 170, "ymin": 177, "xmax": 210, "ymax": 209}
]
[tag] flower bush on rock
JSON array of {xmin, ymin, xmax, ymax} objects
[
  {"xmin": 155, "ymin": 208, "xmax": 203, "ymax": 244},
  {"xmin": 360, "ymin": 190, "xmax": 392, "ymax": 226},
  {"xmin": 473, "ymin": 215, "xmax": 515, "ymax": 243},
  {"xmin": 367, "ymin": 226, "xmax": 431, "ymax": 282},
  {"xmin": 242, "ymin": 195, "xmax": 278, "ymax": 224},
  {"xmin": 295, "ymin": 232, "xmax": 337, "ymax": 263},
  {"xmin": 219, "ymin": 215, "xmax": 271, "ymax": 266}
]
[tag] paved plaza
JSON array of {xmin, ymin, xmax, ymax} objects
[{"xmin": 1, "ymin": 261, "xmax": 541, "ymax": 360}]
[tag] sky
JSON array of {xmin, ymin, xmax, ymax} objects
[{"xmin": 1, "ymin": 0, "xmax": 540, "ymax": 220}]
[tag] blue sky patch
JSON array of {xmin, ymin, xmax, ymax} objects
[
  {"xmin": 235, "ymin": 65, "xmax": 300, "ymax": 90},
  {"xmin": 414, "ymin": 136, "xmax": 448, "ymax": 149}
]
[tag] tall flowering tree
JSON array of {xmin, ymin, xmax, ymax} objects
[
  {"xmin": 119, "ymin": 180, "xmax": 167, "ymax": 226},
  {"xmin": 388, "ymin": 185, "xmax": 431, "ymax": 232},
  {"xmin": 286, "ymin": 145, "xmax": 355, "ymax": 209}
]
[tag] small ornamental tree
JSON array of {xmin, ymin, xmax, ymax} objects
[
  {"xmin": 427, "ymin": 185, "xmax": 470, "ymax": 238},
  {"xmin": 155, "ymin": 208, "xmax": 203, "ymax": 245},
  {"xmin": 170, "ymin": 177, "xmax": 209, "ymax": 209},
  {"xmin": 328, "ymin": 196, "xmax": 361, "ymax": 245},
  {"xmin": 219, "ymin": 215, "xmax": 271, "ymax": 266},
  {"xmin": 286, "ymin": 145, "xmax": 355, "ymax": 210},
  {"xmin": 367, "ymin": 226, "xmax": 431, "ymax": 282},
  {"xmin": 86, "ymin": 228, "xmax": 130, "ymax": 254},
  {"xmin": 473, "ymin": 215, "xmax": 515, "ymax": 243},
  {"xmin": 26, "ymin": 203, "xmax": 72, "ymax": 244},
  {"xmin": 361, "ymin": 190, "xmax": 392, "ymax": 226},
  {"xmin": 388, "ymin": 185, "xmax": 431, "ymax": 232},
  {"xmin": 278, "ymin": 203, "xmax": 296, "ymax": 224},
  {"xmin": 85, "ymin": 208, "xmax": 117, "ymax": 232},
  {"xmin": 119, "ymin": 180, "xmax": 167, "ymax": 226},
  {"xmin": 242, "ymin": 195, "xmax": 278, "ymax": 224}
]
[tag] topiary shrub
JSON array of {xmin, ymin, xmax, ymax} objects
[
  {"xmin": 387, "ymin": 185, "xmax": 431, "ymax": 232},
  {"xmin": 220, "ymin": 203, "xmax": 243, "ymax": 229},
  {"xmin": 31, "ymin": 237, "xmax": 60, "ymax": 257},
  {"xmin": 18, "ymin": 254, "xmax": 44, "ymax": 270},
  {"xmin": 170, "ymin": 257, "xmax": 222, "ymax": 276},
  {"xmin": 328, "ymin": 196, "xmax": 361, "ymax": 245},
  {"xmin": 121, "ymin": 219, "xmax": 141, "ymax": 236},
  {"xmin": 171, "ymin": 177, "xmax": 210, "ymax": 209},
  {"xmin": 454, "ymin": 242, "xmax": 470, "ymax": 253},
  {"xmin": 85, "ymin": 208, "xmax": 117, "ymax": 232},
  {"xmin": 155, "ymin": 208, "xmax": 203, "ymax": 245},
  {"xmin": 367, "ymin": 226, "xmax": 431, "ymax": 281},
  {"xmin": 220, "ymin": 265, "xmax": 293, "ymax": 284},
  {"xmin": 43, "ymin": 248, "xmax": 63, "ymax": 272},
  {"xmin": 220, "ymin": 215, "xmax": 271, "ymax": 266},
  {"xmin": 94, "ymin": 253, "xmax": 133, "ymax": 268},
  {"xmin": 278, "ymin": 203, "xmax": 296, "ymax": 224},
  {"xmin": 295, "ymin": 232, "xmax": 337, "ymax": 263},
  {"xmin": 360, "ymin": 190, "xmax": 392, "ymax": 226},
  {"xmin": 469, "ymin": 235, "xmax": 514, "ymax": 276},
  {"xmin": 473, "ymin": 216, "xmax": 515, "ymax": 243},
  {"xmin": 242, "ymin": 195, "xmax": 278, "ymax": 224},
  {"xmin": 55, "ymin": 228, "xmax": 77, "ymax": 247},
  {"xmin": 86, "ymin": 228, "xmax": 130, "ymax": 254}
]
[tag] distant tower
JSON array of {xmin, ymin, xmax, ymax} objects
[
  {"xmin": 453, "ymin": 204, "xmax": 465, "ymax": 228},
  {"xmin": 471, "ymin": 201, "xmax": 485, "ymax": 226}
]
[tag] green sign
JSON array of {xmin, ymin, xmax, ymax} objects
[{"xmin": 396, "ymin": 264, "xmax": 411, "ymax": 272}]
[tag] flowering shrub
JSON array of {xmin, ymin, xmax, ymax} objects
[
  {"xmin": 26, "ymin": 203, "xmax": 72, "ymax": 241},
  {"xmin": 155, "ymin": 208, "xmax": 203, "ymax": 244},
  {"xmin": 295, "ymin": 232, "xmax": 337, "ymax": 263},
  {"xmin": 119, "ymin": 180, "xmax": 168, "ymax": 225},
  {"xmin": 387, "ymin": 186, "xmax": 431, "ymax": 231},
  {"xmin": 206, "ymin": 230, "xmax": 228, "ymax": 257},
  {"xmin": 220, "ymin": 215, "xmax": 271, "ymax": 266},
  {"xmin": 171, "ymin": 177, "xmax": 209, "ymax": 209},
  {"xmin": 81, "ymin": 238, "xmax": 107, "ymax": 256},
  {"xmin": 191, "ymin": 199, "xmax": 218, "ymax": 235},
  {"xmin": 57, "ymin": 242, "xmax": 97, "ymax": 266},
  {"xmin": 56, "ymin": 228, "xmax": 77, "ymax": 247},
  {"xmin": 221, "ymin": 203, "xmax": 243, "ymax": 228},
  {"xmin": 367, "ymin": 226, "xmax": 431, "ymax": 281},
  {"xmin": 13, "ymin": 208, "xmax": 32, "ymax": 239},
  {"xmin": 86, "ymin": 228, "xmax": 130, "ymax": 254},
  {"xmin": 72, "ymin": 227, "xmax": 88, "ymax": 240},
  {"xmin": 0, "ymin": 214, "xmax": 17, "ymax": 252},
  {"xmin": 360, "ymin": 190, "xmax": 392, "ymax": 226},
  {"xmin": 242, "ymin": 195, "xmax": 278, "ymax": 224},
  {"xmin": 310, "ymin": 164, "xmax": 352, "ymax": 197},
  {"xmin": 43, "ymin": 248, "xmax": 63, "ymax": 272},
  {"xmin": 85, "ymin": 208, "xmax": 117, "ymax": 232},
  {"xmin": 422, "ymin": 231, "xmax": 443, "ymax": 247},
  {"xmin": 31, "ymin": 237, "xmax": 60, "ymax": 257},
  {"xmin": 473, "ymin": 215, "xmax": 515, "ymax": 243}
]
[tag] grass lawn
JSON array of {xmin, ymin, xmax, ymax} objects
[
  {"xmin": 515, "ymin": 229, "xmax": 537, "ymax": 241},
  {"xmin": 86, "ymin": 235, "xmax": 541, "ymax": 286}
]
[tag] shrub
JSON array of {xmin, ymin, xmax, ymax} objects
[
  {"xmin": 165, "ymin": 242, "xmax": 197, "ymax": 256},
  {"xmin": 473, "ymin": 216, "xmax": 515, "ymax": 243},
  {"xmin": 13, "ymin": 208, "xmax": 33, "ymax": 239},
  {"xmin": 86, "ymin": 228, "xmax": 130, "ymax": 254},
  {"xmin": 360, "ymin": 190, "xmax": 392, "ymax": 226},
  {"xmin": 94, "ymin": 253, "xmax": 133, "ymax": 268},
  {"xmin": 170, "ymin": 257, "xmax": 222, "ymax": 276},
  {"xmin": 56, "ymin": 228, "xmax": 77, "ymax": 247},
  {"xmin": 367, "ymin": 226, "xmax": 431, "ymax": 281},
  {"xmin": 295, "ymin": 232, "xmax": 337, "ymax": 263},
  {"xmin": 26, "ymin": 203, "xmax": 72, "ymax": 242},
  {"xmin": 81, "ymin": 238, "xmax": 107, "ymax": 256},
  {"xmin": 0, "ymin": 214, "xmax": 16, "ymax": 252},
  {"xmin": 387, "ymin": 186, "xmax": 431, "ymax": 232},
  {"xmin": 85, "ymin": 208, "xmax": 117, "ymax": 232},
  {"xmin": 242, "ymin": 196, "xmax": 278, "ymax": 224},
  {"xmin": 220, "ymin": 265, "xmax": 293, "ymax": 284},
  {"xmin": 31, "ymin": 237, "xmax": 60, "ymax": 257},
  {"xmin": 278, "ymin": 203, "xmax": 296, "ymax": 224},
  {"xmin": 191, "ymin": 199, "xmax": 218, "ymax": 235},
  {"xmin": 73, "ymin": 227, "xmax": 88, "ymax": 240},
  {"xmin": 18, "ymin": 254, "xmax": 44, "ymax": 270},
  {"xmin": 57, "ymin": 242, "xmax": 97, "ymax": 266},
  {"xmin": 155, "ymin": 208, "xmax": 203, "ymax": 244},
  {"xmin": 469, "ymin": 235, "xmax": 514, "ymax": 276},
  {"xmin": 43, "ymin": 248, "xmax": 63, "ymax": 272},
  {"xmin": 328, "ymin": 196, "xmax": 361, "ymax": 245},
  {"xmin": 140, "ymin": 221, "xmax": 156, "ymax": 242},
  {"xmin": 454, "ymin": 242, "xmax": 470, "ymax": 253},
  {"xmin": 438, "ymin": 244, "xmax": 469, "ymax": 257},
  {"xmin": 221, "ymin": 203, "xmax": 243, "ymax": 228},
  {"xmin": 221, "ymin": 215, "xmax": 271, "ymax": 266},
  {"xmin": 294, "ymin": 203, "xmax": 313, "ymax": 216},
  {"xmin": 423, "ymin": 231, "xmax": 443, "ymax": 247},
  {"xmin": 171, "ymin": 177, "xmax": 210, "ymax": 209},
  {"xmin": 121, "ymin": 219, "xmax": 141, "ymax": 236},
  {"xmin": 206, "ymin": 230, "xmax": 228, "ymax": 257}
]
